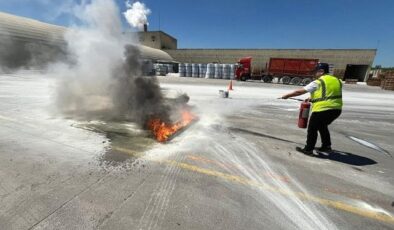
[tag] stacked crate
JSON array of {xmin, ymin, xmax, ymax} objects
[
  {"xmin": 345, "ymin": 79, "xmax": 358, "ymax": 84},
  {"xmin": 366, "ymin": 78, "xmax": 381, "ymax": 86},
  {"xmin": 380, "ymin": 71, "xmax": 394, "ymax": 90},
  {"xmin": 333, "ymin": 69, "xmax": 345, "ymax": 80},
  {"xmin": 366, "ymin": 72, "xmax": 381, "ymax": 86}
]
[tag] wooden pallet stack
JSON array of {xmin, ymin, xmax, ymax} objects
[
  {"xmin": 345, "ymin": 79, "xmax": 358, "ymax": 84},
  {"xmin": 366, "ymin": 78, "xmax": 381, "ymax": 86},
  {"xmin": 366, "ymin": 72, "xmax": 381, "ymax": 86},
  {"xmin": 380, "ymin": 71, "xmax": 394, "ymax": 90},
  {"xmin": 333, "ymin": 69, "xmax": 345, "ymax": 80}
]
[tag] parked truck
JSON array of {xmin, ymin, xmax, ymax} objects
[{"xmin": 235, "ymin": 57, "xmax": 320, "ymax": 85}]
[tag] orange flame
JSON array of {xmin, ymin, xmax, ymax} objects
[{"xmin": 147, "ymin": 110, "xmax": 196, "ymax": 142}]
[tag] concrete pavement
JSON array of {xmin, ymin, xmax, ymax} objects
[{"xmin": 0, "ymin": 73, "xmax": 393, "ymax": 229}]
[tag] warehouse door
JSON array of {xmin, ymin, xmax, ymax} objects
[{"xmin": 344, "ymin": 64, "xmax": 369, "ymax": 82}]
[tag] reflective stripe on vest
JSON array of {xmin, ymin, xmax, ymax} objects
[
  {"xmin": 310, "ymin": 78, "xmax": 343, "ymax": 103},
  {"xmin": 310, "ymin": 75, "xmax": 343, "ymax": 112}
]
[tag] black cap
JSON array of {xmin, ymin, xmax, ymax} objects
[{"xmin": 316, "ymin": 63, "xmax": 329, "ymax": 74}]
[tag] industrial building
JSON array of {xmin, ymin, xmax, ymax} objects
[
  {"xmin": 136, "ymin": 25, "xmax": 177, "ymax": 50},
  {"xmin": 136, "ymin": 29, "xmax": 376, "ymax": 81}
]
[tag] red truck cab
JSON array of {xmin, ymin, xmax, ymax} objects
[{"xmin": 235, "ymin": 57, "xmax": 252, "ymax": 81}]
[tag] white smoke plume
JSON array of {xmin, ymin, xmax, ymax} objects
[
  {"xmin": 52, "ymin": 0, "xmax": 170, "ymax": 125},
  {"xmin": 123, "ymin": 1, "xmax": 151, "ymax": 30}
]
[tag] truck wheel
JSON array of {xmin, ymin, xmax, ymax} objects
[
  {"xmin": 281, "ymin": 76, "xmax": 291, "ymax": 84},
  {"xmin": 290, "ymin": 77, "xmax": 302, "ymax": 85},
  {"xmin": 302, "ymin": 78, "xmax": 312, "ymax": 86},
  {"xmin": 262, "ymin": 76, "xmax": 272, "ymax": 83}
]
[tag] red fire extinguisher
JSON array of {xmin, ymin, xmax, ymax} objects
[{"xmin": 298, "ymin": 101, "xmax": 311, "ymax": 128}]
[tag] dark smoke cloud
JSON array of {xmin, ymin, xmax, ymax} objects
[
  {"xmin": 0, "ymin": 11, "xmax": 69, "ymax": 73},
  {"xmin": 56, "ymin": 44, "xmax": 170, "ymax": 126},
  {"xmin": 53, "ymin": 0, "xmax": 171, "ymax": 127},
  {"xmin": 0, "ymin": 31, "xmax": 67, "ymax": 73},
  {"xmin": 106, "ymin": 44, "xmax": 170, "ymax": 125}
]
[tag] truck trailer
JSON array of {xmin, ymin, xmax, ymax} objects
[{"xmin": 235, "ymin": 57, "xmax": 319, "ymax": 85}]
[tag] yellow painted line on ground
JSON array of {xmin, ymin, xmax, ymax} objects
[
  {"xmin": 112, "ymin": 147, "xmax": 144, "ymax": 157},
  {"xmin": 186, "ymin": 154, "xmax": 236, "ymax": 170},
  {"xmin": 0, "ymin": 115, "xmax": 18, "ymax": 123},
  {"xmin": 0, "ymin": 114, "xmax": 39, "ymax": 129},
  {"xmin": 163, "ymin": 160, "xmax": 394, "ymax": 225},
  {"xmin": 186, "ymin": 154, "xmax": 291, "ymax": 183},
  {"xmin": 112, "ymin": 147, "xmax": 394, "ymax": 224}
]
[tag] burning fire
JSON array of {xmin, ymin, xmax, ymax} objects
[{"xmin": 147, "ymin": 110, "xmax": 196, "ymax": 142}]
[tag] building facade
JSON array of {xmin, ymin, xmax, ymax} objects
[
  {"xmin": 165, "ymin": 48, "xmax": 376, "ymax": 81},
  {"xmin": 137, "ymin": 31, "xmax": 177, "ymax": 50},
  {"xmin": 137, "ymin": 29, "xmax": 376, "ymax": 81}
]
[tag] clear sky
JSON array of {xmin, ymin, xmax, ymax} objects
[{"xmin": 0, "ymin": 0, "xmax": 393, "ymax": 66}]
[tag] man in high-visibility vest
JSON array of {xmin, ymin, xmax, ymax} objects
[{"xmin": 280, "ymin": 63, "xmax": 343, "ymax": 155}]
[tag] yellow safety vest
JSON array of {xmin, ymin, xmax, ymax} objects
[{"xmin": 310, "ymin": 75, "xmax": 343, "ymax": 112}]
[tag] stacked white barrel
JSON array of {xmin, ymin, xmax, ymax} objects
[
  {"xmin": 230, "ymin": 64, "xmax": 235, "ymax": 79},
  {"xmin": 154, "ymin": 64, "xmax": 167, "ymax": 76},
  {"xmin": 199, "ymin": 64, "xmax": 207, "ymax": 78},
  {"xmin": 192, "ymin": 63, "xmax": 199, "ymax": 78},
  {"xmin": 185, "ymin": 63, "xmax": 192, "ymax": 77},
  {"xmin": 179, "ymin": 63, "xmax": 186, "ymax": 77},
  {"xmin": 178, "ymin": 62, "xmax": 236, "ymax": 79},
  {"xmin": 165, "ymin": 65, "xmax": 169, "ymax": 75},
  {"xmin": 222, "ymin": 64, "xmax": 231, "ymax": 79},
  {"xmin": 162, "ymin": 64, "xmax": 168, "ymax": 75},
  {"xmin": 214, "ymin": 64, "xmax": 222, "ymax": 79},
  {"xmin": 205, "ymin": 63, "xmax": 215, "ymax": 78},
  {"xmin": 167, "ymin": 64, "xmax": 173, "ymax": 73}
]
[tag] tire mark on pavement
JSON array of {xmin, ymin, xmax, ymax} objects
[
  {"xmin": 116, "ymin": 145, "xmax": 394, "ymax": 225},
  {"xmin": 137, "ymin": 152, "xmax": 183, "ymax": 230},
  {"xmin": 164, "ymin": 159, "xmax": 394, "ymax": 225},
  {"xmin": 28, "ymin": 174, "xmax": 111, "ymax": 230},
  {"xmin": 96, "ymin": 174, "xmax": 152, "ymax": 229}
]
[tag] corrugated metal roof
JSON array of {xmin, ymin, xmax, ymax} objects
[
  {"xmin": 139, "ymin": 45, "xmax": 173, "ymax": 62},
  {"xmin": 0, "ymin": 12, "xmax": 66, "ymax": 44},
  {"xmin": 0, "ymin": 12, "xmax": 173, "ymax": 62}
]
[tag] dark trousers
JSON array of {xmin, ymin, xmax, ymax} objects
[{"xmin": 305, "ymin": 109, "xmax": 341, "ymax": 151}]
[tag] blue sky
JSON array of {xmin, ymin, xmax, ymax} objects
[{"xmin": 0, "ymin": 0, "xmax": 393, "ymax": 66}]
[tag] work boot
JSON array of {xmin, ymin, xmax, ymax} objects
[
  {"xmin": 295, "ymin": 146, "xmax": 314, "ymax": 156},
  {"xmin": 316, "ymin": 146, "xmax": 332, "ymax": 152}
]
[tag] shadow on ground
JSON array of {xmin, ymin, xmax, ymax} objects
[
  {"xmin": 315, "ymin": 150, "xmax": 377, "ymax": 166},
  {"xmin": 230, "ymin": 127, "xmax": 378, "ymax": 167},
  {"xmin": 228, "ymin": 127, "xmax": 300, "ymax": 144}
]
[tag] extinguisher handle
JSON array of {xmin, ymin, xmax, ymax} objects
[{"xmin": 288, "ymin": 97, "xmax": 303, "ymax": 102}]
